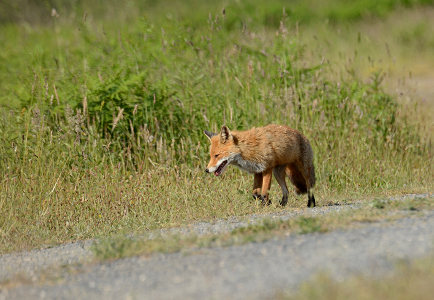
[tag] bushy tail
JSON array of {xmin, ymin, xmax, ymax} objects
[
  {"xmin": 286, "ymin": 137, "xmax": 316, "ymax": 194},
  {"xmin": 302, "ymin": 138, "xmax": 316, "ymax": 189},
  {"xmin": 286, "ymin": 164, "xmax": 308, "ymax": 194}
]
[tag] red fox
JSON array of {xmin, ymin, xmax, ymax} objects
[{"xmin": 204, "ymin": 124, "xmax": 316, "ymax": 207}]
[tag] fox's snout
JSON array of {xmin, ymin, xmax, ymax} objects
[{"xmin": 204, "ymin": 126, "xmax": 236, "ymax": 177}]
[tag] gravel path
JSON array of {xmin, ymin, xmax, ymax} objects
[
  {"xmin": 0, "ymin": 193, "xmax": 432, "ymax": 299},
  {"xmin": 0, "ymin": 198, "xmax": 363, "ymax": 283},
  {"xmin": 1, "ymin": 211, "xmax": 433, "ymax": 300},
  {"xmin": 1, "ymin": 193, "xmax": 430, "ymax": 284}
]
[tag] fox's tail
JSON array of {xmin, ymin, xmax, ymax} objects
[
  {"xmin": 286, "ymin": 164, "xmax": 308, "ymax": 194},
  {"xmin": 304, "ymin": 141, "xmax": 316, "ymax": 188},
  {"xmin": 286, "ymin": 138, "xmax": 316, "ymax": 195}
]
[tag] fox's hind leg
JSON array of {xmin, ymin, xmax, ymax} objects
[
  {"xmin": 299, "ymin": 163, "xmax": 315, "ymax": 208},
  {"xmin": 252, "ymin": 173, "xmax": 262, "ymax": 200},
  {"xmin": 308, "ymin": 192, "xmax": 316, "ymax": 208},
  {"xmin": 273, "ymin": 166, "xmax": 289, "ymax": 206}
]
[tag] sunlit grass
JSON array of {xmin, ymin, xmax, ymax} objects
[{"xmin": 0, "ymin": 0, "xmax": 432, "ymax": 254}]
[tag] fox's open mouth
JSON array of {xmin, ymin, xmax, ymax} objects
[{"xmin": 214, "ymin": 160, "xmax": 228, "ymax": 176}]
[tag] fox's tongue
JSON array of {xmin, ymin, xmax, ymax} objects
[{"xmin": 214, "ymin": 160, "xmax": 227, "ymax": 176}]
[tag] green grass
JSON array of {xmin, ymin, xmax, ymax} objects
[
  {"xmin": 298, "ymin": 6, "xmax": 434, "ymax": 140},
  {"xmin": 91, "ymin": 196, "xmax": 433, "ymax": 261},
  {"xmin": 0, "ymin": 0, "xmax": 433, "ymax": 254},
  {"xmin": 277, "ymin": 254, "xmax": 434, "ymax": 300}
]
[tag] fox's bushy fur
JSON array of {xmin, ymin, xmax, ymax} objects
[{"xmin": 204, "ymin": 124, "xmax": 316, "ymax": 207}]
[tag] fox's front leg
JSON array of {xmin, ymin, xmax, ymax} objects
[
  {"xmin": 252, "ymin": 173, "xmax": 262, "ymax": 200},
  {"xmin": 260, "ymin": 169, "xmax": 273, "ymax": 205}
]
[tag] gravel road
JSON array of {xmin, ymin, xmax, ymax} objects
[
  {"xmin": 2, "ymin": 211, "xmax": 433, "ymax": 300},
  {"xmin": 0, "ymin": 194, "xmax": 432, "ymax": 299},
  {"xmin": 0, "ymin": 199, "xmax": 362, "ymax": 283}
]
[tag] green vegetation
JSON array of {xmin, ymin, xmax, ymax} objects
[
  {"xmin": 0, "ymin": 0, "xmax": 433, "ymax": 253},
  {"xmin": 91, "ymin": 196, "xmax": 433, "ymax": 261},
  {"xmin": 278, "ymin": 254, "xmax": 434, "ymax": 300}
]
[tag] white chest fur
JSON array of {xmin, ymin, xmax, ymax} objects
[{"xmin": 231, "ymin": 154, "xmax": 266, "ymax": 174}]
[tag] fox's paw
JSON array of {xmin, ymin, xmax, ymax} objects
[
  {"xmin": 280, "ymin": 196, "xmax": 288, "ymax": 206},
  {"xmin": 259, "ymin": 194, "xmax": 271, "ymax": 206},
  {"xmin": 307, "ymin": 194, "xmax": 316, "ymax": 208},
  {"xmin": 252, "ymin": 193, "xmax": 260, "ymax": 200}
]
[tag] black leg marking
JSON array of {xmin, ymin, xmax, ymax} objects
[
  {"xmin": 280, "ymin": 196, "xmax": 288, "ymax": 206},
  {"xmin": 307, "ymin": 194, "xmax": 316, "ymax": 208}
]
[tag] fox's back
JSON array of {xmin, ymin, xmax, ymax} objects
[{"xmin": 234, "ymin": 124, "xmax": 310, "ymax": 167}]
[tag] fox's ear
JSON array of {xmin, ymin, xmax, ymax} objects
[
  {"xmin": 220, "ymin": 125, "xmax": 232, "ymax": 144},
  {"xmin": 204, "ymin": 130, "xmax": 216, "ymax": 140}
]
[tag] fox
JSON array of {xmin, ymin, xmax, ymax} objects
[{"xmin": 204, "ymin": 124, "xmax": 316, "ymax": 207}]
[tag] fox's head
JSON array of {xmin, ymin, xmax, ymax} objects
[{"xmin": 204, "ymin": 125, "xmax": 240, "ymax": 176}]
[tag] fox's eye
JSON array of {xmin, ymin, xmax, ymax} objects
[{"xmin": 214, "ymin": 154, "xmax": 219, "ymax": 158}]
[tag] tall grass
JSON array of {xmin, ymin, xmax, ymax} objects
[{"xmin": 0, "ymin": 0, "xmax": 432, "ymax": 253}]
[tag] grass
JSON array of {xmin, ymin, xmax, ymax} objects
[
  {"xmin": 0, "ymin": 0, "xmax": 433, "ymax": 254},
  {"xmin": 298, "ymin": 6, "xmax": 434, "ymax": 141},
  {"xmin": 91, "ymin": 196, "xmax": 433, "ymax": 261},
  {"xmin": 277, "ymin": 254, "xmax": 434, "ymax": 300}
]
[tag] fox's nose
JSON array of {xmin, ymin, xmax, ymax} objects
[{"xmin": 205, "ymin": 168, "xmax": 209, "ymax": 173}]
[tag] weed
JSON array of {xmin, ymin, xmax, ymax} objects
[
  {"xmin": 371, "ymin": 199, "xmax": 386, "ymax": 209},
  {"xmin": 92, "ymin": 236, "xmax": 136, "ymax": 261},
  {"xmin": 296, "ymin": 217, "xmax": 324, "ymax": 234}
]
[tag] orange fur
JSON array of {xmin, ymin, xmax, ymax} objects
[{"xmin": 204, "ymin": 124, "xmax": 317, "ymax": 207}]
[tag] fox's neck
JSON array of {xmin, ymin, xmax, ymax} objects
[{"xmin": 232, "ymin": 153, "xmax": 266, "ymax": 174}]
